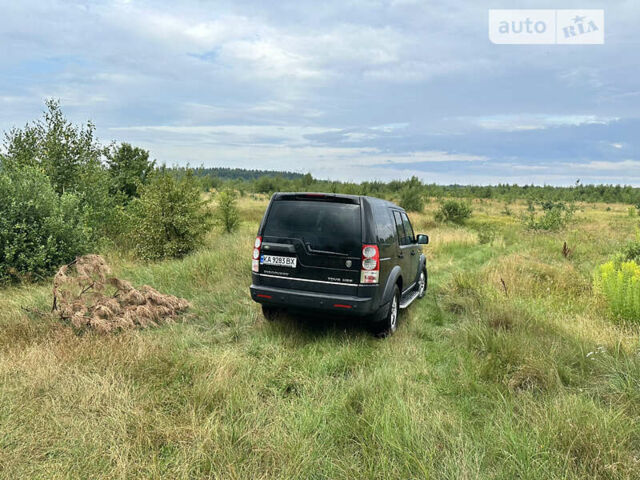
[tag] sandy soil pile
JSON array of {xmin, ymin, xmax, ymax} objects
[{"xmin": 52, "ymin": 255, "xmax": 190, "ymax": 332}]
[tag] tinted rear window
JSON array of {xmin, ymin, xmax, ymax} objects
[{"xmin": 263, "ymin": 200, "xmax": 362, "ymax": 254}]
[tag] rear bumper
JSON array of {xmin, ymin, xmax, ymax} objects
[{"xmin": 250, "ymin": 284, "xmax": 380, "ymax": 317}]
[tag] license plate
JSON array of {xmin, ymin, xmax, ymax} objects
[{"xmin": 260, "ymin": 255, "xmax": 297, "ymax": 268}]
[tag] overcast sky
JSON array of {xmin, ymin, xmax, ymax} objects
[{"xmin": 1, "ymin": 0, "xmax": 639, "ymax": 185}]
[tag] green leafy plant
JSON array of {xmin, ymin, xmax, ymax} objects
[
  {"xmin": 522, "ymin": 204, "xmax": 576, "ymax": 231},
  {"xmin": 1, "ymin": 99, "xmax": 104, "ymax": 196},
  {"xmin": 216, "ymin": 189, "xmax": 240, "ymax": 233},
  {"xmin": 527, "ymin": 200, "xmax": 535, "ymax": 212},
  {"xmin": 475, "ymin": 224, "xmax": 496, "ymax": 245},
  {"xmin": 1, "ymin": 99, "xmax": 120, "ymax": 240},
  {"xmin": 106, "ymin": 142, "xmax": 155, "ymax": 201},
  {"xmin": 594, "ymin": 260, "xmax": 640, "ymax": 322},
  {"xmin": 399, "ymin": 187, "xmax": 425, "ymax": 212},
  {"xmin": 616, "ymin": 234, "xmax": 640, "ymax": 264},
  {"xmin": 0, "ymin": 166, "xmax": 92, "ymax": 283},
  {"xmin": 127, "ymin": 170, "xmax": 212, "ymax": 260},
  {"xmin": 434, "ymin": 200, "xmax": 472, "ymax": 224}
]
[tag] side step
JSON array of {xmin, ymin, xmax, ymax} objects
[{"xmin": 399, "ymin": 288, "xmax": 420, "ymax": 309}]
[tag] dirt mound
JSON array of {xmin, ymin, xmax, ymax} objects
[{"xmin": 52, "ymin": 255, "xmax": 190, "ymax": 333}]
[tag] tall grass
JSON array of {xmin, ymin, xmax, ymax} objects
[{"xmin": 0, "ymin": 198, "xmax": 639, "ymax": 479}]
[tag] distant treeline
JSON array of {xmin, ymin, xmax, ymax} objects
[
  {"xmin": 169, "ymin": 167, "xmax": 640, "ymax": 205},
  {"xmin": 193, "ymin": 167, "xmax": 304, "ymax": 181}
]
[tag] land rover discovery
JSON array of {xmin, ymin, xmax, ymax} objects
[{"xmin": 249, "ymin": 193, "xmax": 429, "ymax": 336}]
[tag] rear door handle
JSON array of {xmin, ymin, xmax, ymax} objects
[{"xmin": 262, "ymin": 242, "xmax": 295, "ymax": 253}]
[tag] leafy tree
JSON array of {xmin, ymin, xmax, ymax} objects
[
  {"xmin": 127, "ymin": 170, "xmax": 212, "ymax": 260},
  {"xmin": 0, "ymin": 99, "xmax": 117, "ymax": 238},
  {"xmin": 399, "ymin": 187, "xmax": 425, "ymax": 212},
  {"xmin": 216, "ymin": 189, "xmax": 240, "ymax": 233},
  {"xmin": 301, "ymin": 173, "xmax": 313, "ymax": 187},
  {"xmin": 1, "ymin": 99, "xmax": 103, "ymax": 195},
  {"xmin": 0, "ymin": 166, "xmax": 92, "ymax": 283},
  {"xmin": 106, "ymin": 143, "xmax": 155, "ymax": 200},
  {"xmin": 254, "ymin": 176, "xmax": 281, "ymax": 194}
]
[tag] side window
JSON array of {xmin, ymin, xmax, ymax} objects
[
  {"xmin": 401, "ymin": 213, "xmax": 415, "ymax": 244},
  {"xmin": 373, "ymin": 204, "xmax": 395, "ymax": 245},
  {"xmin": 393, "ymin": 211, "xmax": 407, "ymax": 246}
]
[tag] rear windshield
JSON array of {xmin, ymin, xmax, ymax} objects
[{"xmin": 263, "ymin": 200, "xmax": 362, "ymax": 254}]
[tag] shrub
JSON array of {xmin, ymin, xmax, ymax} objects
[
  {"xmin": 127, "ymin": 170, "xmax": 212, "ymax": 260},
  {"xmin": 617, "ymin": 236, "xmax": 640, "ymax": 264},
  {"xmin": 475, "ymin": 224, "xmax": 496, "ymax": 245},
  {"xmin": 594, "ymin": 261, "xmax": 640, "ymax": 322},
  {"xmin": 522, "ymin": 204, "xmax": 575, "ymax": 231},
  {"xmin": 434, "ymin": 200, "xmax": 472, "ymax": 224},
  {"xmin": 399, "ymin": 187, "xmax": 425, "ymax": 212},
  {"xmin": 540, "ymin": 200, "xmax": 567, "ymax": 211},
  {"xmin": 216, "ymin": 189, "xmax": 240, "ymax": 233},
  {"xmin": 0, "ymin": 166, "xmax": 92, "ymax": 283},
  {"xmin": 1, "ymin": 99, "xmax": 122, "ymax": 241},
  {"xmin": 254, "ymin": 176, "xmax": 284, "ymax": 194}
]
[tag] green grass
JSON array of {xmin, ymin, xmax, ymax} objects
[{"xmin": 1, "ymin": 198, "xmax": 639, "ymax": 479}]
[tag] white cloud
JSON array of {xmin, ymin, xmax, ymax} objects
[
  {"xmin": 565, "ymin": 160, "xmax": 640, "ymax": 171},
  {"xmin": 473, "ymin": 114, "xmax": 618, "ymax": 132}
]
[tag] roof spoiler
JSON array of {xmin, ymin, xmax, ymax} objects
[{"xmin": 276, "ymin": 193, "xmax": 360, "ymax": 204}]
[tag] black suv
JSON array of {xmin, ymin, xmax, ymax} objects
[{"xmin": 249, "ymin": 193, "xmax": 429, "ymax": 336}]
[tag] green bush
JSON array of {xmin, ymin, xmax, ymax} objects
[
  {"xmin": 127, "ymin": 171, "xmax": 212, "ymax": 260},
  {"xmin": 522, "ymin": 204, "xmax": 575, "ymax": 231},
  {"xmin": 435, "ymin": 200, "xmax": 472, "ymax": 224},
  {"xmin": 1, "ymin": 99, "xmax": 120, "ymax": 241},
  {"xmin": 0, "ymin": 166, "xmax": 92, "ymax": 283},
  {"xmin": 216, "ymin": 189, "xmax": 240, "ymax": 233},
  {"xmin": 540, "ymin": 200, "xmax": 567, "ymax": 211},
  {"xmin": 475, "ymin": 224, "xmax": 496, "ymax": 244},
  {"xmin": 399, "ymin": 187, "xmax": 425, "ymax": 212},
  {"xmin": 616, "ymin": 235, "xmax": 640, "ymax": 264},
  {"xmin": 594, "ymin": 260, "xmax": 640, "ymax": 322}
]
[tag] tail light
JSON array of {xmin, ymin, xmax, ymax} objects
[
  {"xmin": 252, "ymin": 236, "xmax": 262, "ymax": 272},
  {"xmin": 360, "ymin": 244, "xmax": 379, "ymax": 284}
]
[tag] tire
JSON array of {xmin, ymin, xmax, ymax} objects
[
  {"xmin": 417, "ymin": 269, "xmax": 427, "ymax": 299},
  {"xmin": 372, "ymin": 285, "xmax": 400, "ymax": 338},
  {"xmin": 262, "ymin": 305, "xmax": 280, "ymax": 321}
]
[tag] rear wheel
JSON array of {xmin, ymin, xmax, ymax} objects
[
  {"xmin": 372, "ymin": 286, "xmax": 399, "ymax": 338},
  {"xmin": 417, "ymin": 269, "xmax": 427, "ymax": 298},
  {"xmin": 262, "ymin": 305, "xmax": 280, "ymax": 321}
]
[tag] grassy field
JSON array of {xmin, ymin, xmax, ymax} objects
[{"xmin": 1, "ymin": 197, "xmax": 639, "ymax": 479}]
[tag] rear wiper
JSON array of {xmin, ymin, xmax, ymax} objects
[{"xmin": 305, "ymin": 242, "xmax": 349, "ymax": 257}]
